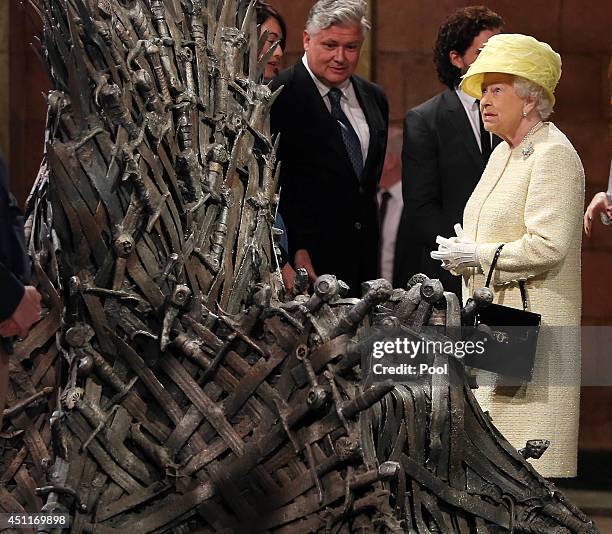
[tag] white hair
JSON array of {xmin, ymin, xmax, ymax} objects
[
  {"xmin": 306, "ymin": 0, "xmax": 371, "ymax": 36},
  {"xmin": 513, "ymin": 76, "xmax": 554, "ymax": 120}
]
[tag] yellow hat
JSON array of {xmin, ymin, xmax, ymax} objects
[{"xmin": 460, "ymin": 33, "xmax": 562, "ymax": 105}]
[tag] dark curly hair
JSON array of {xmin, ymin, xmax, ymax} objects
[
  {"xmin": 255, "ymin": 1, "xmax": 287, "ymax": 51},
  {"xmin": 434, "ymin": 6, "xmax": 503, "ymax": 89}
]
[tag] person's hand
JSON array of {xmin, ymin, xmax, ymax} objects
[
  {"xmin": 294, "ymin": 249, "xmax": 317, "ymax": 284},
  {"xmin": 281, "ymin": 262, "xmax": 297, "ymax": 292},
  {"xmin": 0, "ymin": 286, "xmax": 41, "ymax": 338},
  {"xmin": 0, "ymin": 318, "xmax": 21, "ymax": 338},
  {"xmin": 584, "ymin": 192, "xmax": 612, "ymax": 237},
  {"xmin": 430, "ymin": 224, "xmax": 479, "ymax": 271}
]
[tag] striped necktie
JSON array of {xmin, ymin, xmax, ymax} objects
[{"xmin": 328, "ymin": 87, "xmax": 364, "ymax": 177}]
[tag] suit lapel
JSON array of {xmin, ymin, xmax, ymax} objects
[
  {"xmin": 293, "ymin": 62, "xmax": 356, "ymax": 178},
  {"xmin": 352, "ymin": 75, "xmax": 382, "ymax": 181},
  {"xmin": 443, "ymin": 89, "xmax": 485, "ymax": 173}
]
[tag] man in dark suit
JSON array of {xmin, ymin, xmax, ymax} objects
[
  {"xmin": 270, "ymin": 0, "xmax": 389, "ymax": 296},
  {"xmin": 0, "ymin": 154, "xmax": 41, "ymax": 429},
  {"xmin": 394, "ymin": 6, "xmax": 503, "ymax": 296}
]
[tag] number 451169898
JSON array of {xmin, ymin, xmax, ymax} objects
[{"xmin": 0, "ymin": 513, "xmax": 69, "ymax": 529}]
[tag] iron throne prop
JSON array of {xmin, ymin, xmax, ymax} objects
[{"xmin": 0, "ymin": 0, "xmax": 598, "ymax": 532}]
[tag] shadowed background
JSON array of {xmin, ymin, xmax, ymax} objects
[{"xmin": 1, "ymin": 0, "xmax": 610, "ymax": 455}]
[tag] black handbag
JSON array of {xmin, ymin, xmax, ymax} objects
[{"xmin": 465, "ymin": 244, "xmax": 541, "ymax": 381}]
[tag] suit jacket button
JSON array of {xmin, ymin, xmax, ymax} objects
[{"xmin": 354, "ymin": 222, "xmax": 362, "ymax": 230}]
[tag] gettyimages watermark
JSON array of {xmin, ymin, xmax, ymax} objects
[
  {"xmin": 359, "ymin": 325, "xmax": 612, "ymax": 387},
  {"xmin": 370, "ymin": 337, "xmax": 486, "ymax": 379}
]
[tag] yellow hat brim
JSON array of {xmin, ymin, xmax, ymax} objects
[
  {"xmin": 460, "ymin": 34, "xmax": 560, "ymax": 107},
  {"xmin": 461, "ymin": 70, "xmax": 556, "ymax": 107}
]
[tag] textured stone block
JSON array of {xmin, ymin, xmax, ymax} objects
[
  {"xmin": 555, "ymin": 54, "xmax": 607, "ymax": 122},
  {"xmin": 582, "ymin": 332, "xmax": 612, "ymax": 375},
  {"xmin": 555, "ymin": 121, "xmax": 609, "ymax": 196},
  {"xmin": 485, "ymin": 0, "xmax": 562, "ymax": 50},
  {"xmin": 401, "ymin": 53, "xmax": 443, "ymax": 112},
  {"xmin": 0, "ymin": 50, "xmax": 8, "ymax": 159},
  {"xmin": 561, "ymin": 0, "xmax": 612, "ymax": 53},
  {"xmin": 581, "ymin": 249, "xmax": 612, "ymax": 324},
  {"xmin": 0, "ymin": 2, "xmax": 8, "ymax": 159},
  {"xmin": 419, "ymin": 0, "xmax": 478, "ymax": 55},
  {"xmin": 376, "ymin": 0, "xmax": 424, "ymax": 53},
  {"xmin": 579, "ymin": 387, "xmax": 612, "ymax": 450},
  {"xmin": 268, "ymin": 0, "xmax": 309, "ymax": 55},
  {"xmin": 0, "ymin": 1, "xmax": 8, "ymax": 52},
  {"xmin": 9, "ymin": 118, "xmax": 45, "ymax": 205},
  {"xmin": 375, "ymin": 53, "xmax": 405, "ymax": 122}
]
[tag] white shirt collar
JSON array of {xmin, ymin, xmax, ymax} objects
[
  {"xmin": 455, "ymin": 86, "xmax": 479, "ymax": 108},
  {"xmin": 379, "ymin": 180, "xmax": 402, "ymax": 199},
  {"xmin": 302, "ymin": 54, "xmax": 352, "ymax": 99},
  {"xmin": 389, "ymin": 180, "xmax": 402, "ymax": 198}
]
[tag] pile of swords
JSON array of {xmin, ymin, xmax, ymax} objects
[{"xmin": 0, "ymin": 0, "xmax": 600, "ymax": 532}]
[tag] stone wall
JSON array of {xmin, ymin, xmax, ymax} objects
[
  {"xmin": 0, "ymin": 1, "xmax": 9, "ymax": 160},
  {"xmin": 9, "ymin": 2, "xmax": 50, "ymax": 205}
]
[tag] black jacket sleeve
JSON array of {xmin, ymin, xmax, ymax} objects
[
  {"xmin": 269, "ymin": 69, "xmax": 313, "ymax": 254},
  {"xmin": 401, "ymin": 109, "xmax": 449, "ymax": 250},
  {"xmin": 0, "ymin": 156, "xmax": 27, "ymax": 322}
]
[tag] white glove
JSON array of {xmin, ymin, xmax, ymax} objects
[{"xmin": 430, "ymin": 224, "xmax": 479, "ymax": 271}]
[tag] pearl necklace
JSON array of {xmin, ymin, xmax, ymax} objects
[{"xmin": 520, "ymin": 121, "xmax": 544, "ymax": 160}]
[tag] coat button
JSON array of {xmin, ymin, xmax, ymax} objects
[{"xmin": 354, "ymin": 222, "xmax": 362, "ymax": 230}]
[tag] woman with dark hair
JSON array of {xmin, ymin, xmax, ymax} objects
[
  {"xmin": 255, "ymin": 1, "xmax": 287, "ymax": 82},
  {"xmin": 255, "ymin": 2, "xmax": 294, "ymax": 287}
]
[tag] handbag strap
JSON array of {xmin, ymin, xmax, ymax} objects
[{"xmin": 484, "ymin": 244, "xmax": 529, "ymax": 311}]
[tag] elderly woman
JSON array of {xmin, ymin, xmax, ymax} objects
[{"xmin": 431, "ymin": 34, "xmax": 584, "ymax": 477}]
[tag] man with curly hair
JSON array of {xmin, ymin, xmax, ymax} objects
[{"xmin": 394, "ymin": 6, "xmax": 503, "ymax": 296}]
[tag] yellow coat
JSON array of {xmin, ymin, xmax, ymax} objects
[{"xmin": 460, "ymin": 123, "xmax": 584, "ymax": 477}]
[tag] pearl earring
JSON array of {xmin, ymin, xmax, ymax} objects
[{"xmin": 522, "ymin": 111, "xmax": 528, "ymax": 118}]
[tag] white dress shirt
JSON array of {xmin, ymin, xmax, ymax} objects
[
  {"xmin": 455, "ymin": 87, "xmax": 491, "ymax": 153},
  {"xmin": 377, "ymin": 180, "xmax": 403, "ymax": 282},
  {"xmin": 302, "ymin": 55, "xmax": 370, "ymax": 162}
]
